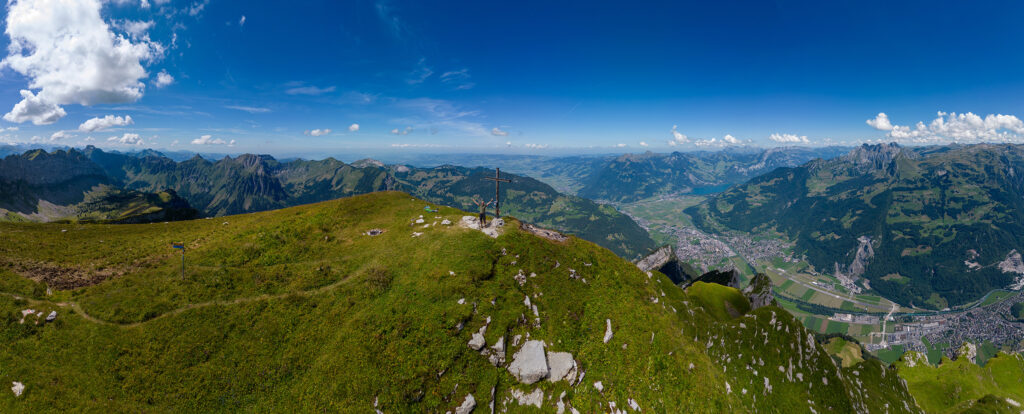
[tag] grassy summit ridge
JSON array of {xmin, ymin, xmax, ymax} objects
[
  {"xmin": 0, "ymin": 192, "xmax": 918, "ymax": 412},
  {"xmin": 1, "ymin": 147, "xmax": 655, "ymax": 258}
]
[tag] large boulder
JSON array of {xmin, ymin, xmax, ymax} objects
[
  {"xmin": 547, "ymin": 352, "xmax": 577, "ymax": 382},
  {"xmin": 508, "ymin": 340, "xmax": 549, "ymax": 384}
]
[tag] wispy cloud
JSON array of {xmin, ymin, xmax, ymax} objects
[
  {"xmin": 406, "ymin": 58, "xmax": 433, "ymax": 85},
  {"xmin": 285, "ymin": 85, "xmax": 336, "ymax": 96},
  {"xmin": 391, "ymin": 97, "xmax": 488, "ymax": 137},
  {"xmin": 491, "ymin": 127, "xmax": 509, "ymax": 136},
  {"xmin": 225, "ymin": 105, "xmax": 271, "ymax": 113},
  {"xmin": 305, "ymin": 128, "xmax": 331, "ymax": 137},
  {"xmin": 440, "ymin": 68, "xmax": 475, "ymax": 90}
]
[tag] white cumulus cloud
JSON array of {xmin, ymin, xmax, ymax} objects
[
  {"xmin": 50, "ymin": 130, "xmax": 73, "ymax": 141},
  {"xmin": 769, "ymin": 133, "xmax": 810, "ymax": 144},
  {"xmin": 875, "ymin": 111, "xmax": 1024, "ymax": 144},
  {"xmin": 79, "ymin": 115, "xmax": 134, "ymax": 132},
  {"xmin": 192, "ymin": 134, "xmax": 235, "ymax": 146},
  {"xmin": 668, "ymin": 125, "xmax": 688, "ymax": 146},
  {"xmin": 391, "ymin": 126, "xmax": 413, "ymax": 135},
  {"xmin": 491, "ymin": 127, "xmax": 509, "ymax": 136},
  {"xmin": 348, "ymin": 123, "xmax": 359, "ymax": 132},
  {"xmin": 866, "ymin": 112, "xmax": 893, "ymax": 131},
  {"xmin": 153, "ymin": 70, "xmax": 174, "ymax": 88},
  {"xmin": 3, "ymin": 90, "xmax": 65, "ymax": 125},
  {"xmin": 525, "ymin": 143, "xmax": 548, "ymax": 149},
  {"xmin": 239, "ymin": 15, "xmax": 246, "ymax": 26},
  {"xmin": 639, "ymin": 141, "xmax": 649, "ymax": 147},
  {"xmin": 1, "ymin": 0, "xmax": 163, "ymax": 125}
]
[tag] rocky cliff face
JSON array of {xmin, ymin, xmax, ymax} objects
[
  {"xmin": 742, "ymin": 273, "xmax": 777, "ymax": 310},
  {"xmin": 842, "ymin": 142, "xmax": 910, "ymax": 171}
]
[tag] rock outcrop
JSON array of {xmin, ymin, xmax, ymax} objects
[
  {"xmin": 521, "ymin": 222, "xmax": 568, "ymax": 242},
  {"xmin": 742, "ymin": 273, "xmax": 777, "ymax": 310},
  {"xmin": 636, "ymin": 246, "xmax": 673, "ymax": 273}
]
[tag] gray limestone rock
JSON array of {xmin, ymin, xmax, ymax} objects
[
  {"xmin": 546, "ymin": 352, "xmax": 576, "ymax": 382},
  {"xmin": 508, "ymin": 340, "xmax": 549, "ymax": 384},
  {"xmin": 455, "ymin": 393, "xmax": 476, "ymax": 414}
]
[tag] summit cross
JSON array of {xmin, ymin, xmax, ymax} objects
[{"xmin": 483, "ymin": 168, "xmax": 512, "ymax": 218}]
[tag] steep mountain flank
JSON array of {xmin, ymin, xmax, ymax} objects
[{"xmin": 689, "ymin": 143, "xmax": 1024, "ymax": 308}]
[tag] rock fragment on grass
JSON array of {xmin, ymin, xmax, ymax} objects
[
  {"xmin": 508, "ymin": 340, "xmax": 548, "ymax": 384},
  {"xmin": 11, "ymin": 382, "xmax": 24, "ymax": 397},
  {"xmin": 455, "ymin": 393, "xmax": 476, "ymax": 414},
  {"xmin": 603, "ymin": 319, "xmax": 614, "ymax": 343},
  {"xmin": 509, "ymin": 388, "xmax": 543, "ymax": 408},
  {"xmin": 468, "ymin": 325, "xmax": 488, "ymax": 351}
]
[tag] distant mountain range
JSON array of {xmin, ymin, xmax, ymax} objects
[
  {"xmin": 689, "ymin": 143, "xmax": 1024, "ymax": 308},
  {"xmin": 395, "ymin": 146, "xmax": 851, "ymax": 202},
  {"xmin": 0, "ymin": 149, "xmax": 196, "ymax": 223},
  {"xmin": 0, "ymin": 147, "xmax": 655, "ymax": 258}
]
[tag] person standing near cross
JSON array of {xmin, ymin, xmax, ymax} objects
[{"xmin": 473, "ymin": 197, "xmax": 494, "ymax": 227}]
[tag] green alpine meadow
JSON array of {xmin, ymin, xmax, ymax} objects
[{"xmin": 0, "ymin": 192, "xmax": 922, "ymax": 412}]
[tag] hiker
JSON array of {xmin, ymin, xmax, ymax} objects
[{"xmin": 473, "ymin": 197, "xmax": 494, "ymax": 227}]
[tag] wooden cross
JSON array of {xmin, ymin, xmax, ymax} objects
[{"xmin": 483, "ymin": 168, "xmax": 512, "ymax": 218}]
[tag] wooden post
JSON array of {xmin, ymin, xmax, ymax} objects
[{"xmin": 172, "ymin": 242, "xmax": 185, "ymax": 279}]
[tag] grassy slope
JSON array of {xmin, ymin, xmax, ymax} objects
[
  {"xmin": 896, "ymin": 351, "xmax": 1024, "ymax": 414},
  {"xmin": 0, "ymin": 192, "xmax": 917, "ymax": 412}
]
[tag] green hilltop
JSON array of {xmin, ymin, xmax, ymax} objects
[
  {"xmin": 0, "ymin": 192, "xmax": 920, "ymax": 412},
  {"xmin": 689, "ymin": 143, "xmax": 1024, "ymax": 308}
]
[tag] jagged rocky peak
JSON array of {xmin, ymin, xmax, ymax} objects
[
  {"xmin": 842, "ymin": 142, "xmax": 913, "ymax": 169},
  {"xmin": 0, "ymin": 148, "xmax": 106, "ymax": 185},
  {"xmin": 229, "ymin": 154, "xmax": 279, "ymax": 175}
]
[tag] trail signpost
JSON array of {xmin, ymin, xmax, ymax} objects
[
  {"xmin": 172, "ymin": 242, "xmax": 185, "ymax": 279},
  {"xmin": 483, "ymin": 168, "xmax": 512, "ymax": 218}
]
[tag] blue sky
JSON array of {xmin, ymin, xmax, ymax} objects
[{"xmin": 0, "ymin": 0, "xmax": 1023, "ymax": 156}]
